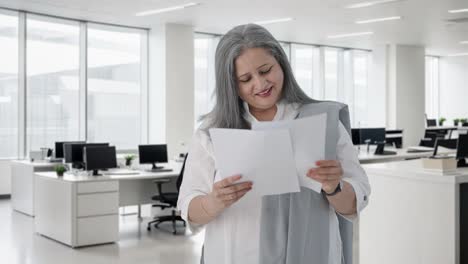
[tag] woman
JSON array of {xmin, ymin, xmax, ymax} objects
[{"xmin": 177, "ymin": 24, "xmax": 370, "ymax": 264}]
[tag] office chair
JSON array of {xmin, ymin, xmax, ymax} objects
[
  {"xmin": 147, "ymin": 154, "xmax": 188, "ymax": 235},
  {"xmin": 419, "ymin": 131, "xmax": 445, "ymax": 147},
  {"xmin": 426, "ymin": 119, "xmax": 437, "ymax": 127}
]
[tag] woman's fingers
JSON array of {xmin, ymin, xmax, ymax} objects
[
  {"xmin": 218, "ymin": 181, "xmax": 253, "ymax": 196},
  {"xmin": 213, "ymin": 174, "xmax": 242, "ymax": 189}
]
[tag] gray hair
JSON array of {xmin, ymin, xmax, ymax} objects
[{"xmin": 200, "ymin": 23, "xmax": 314, "ymax": 130}]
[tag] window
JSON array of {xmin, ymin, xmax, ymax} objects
[
  {"xmin": 194, "ymin": 34, "xmax": 219, "ymax": 128},
  {"xmin": 26, "ymin": 15, "xmax": 80, "ymax": 152},
  {"xmin": 425, "ymin": 56, "xmax": 439, "ymax": 119},
  {"xmin": 0, "ymin": 12, "xmax": 18, "ymax": 158},
  {"xmin": 324, "ymin": 48, "xmax": 340, "ymax": 101},
  {"xmin": 351, "ymin": 51, "xmax": 370, "ymax": 127},
  {"xmin": 291, "ymin": 44, "xmax": 315, "ymax": 97},
  {"xmin": 87, "ymin": 24, "xmax": 146, "ymax": 149}
]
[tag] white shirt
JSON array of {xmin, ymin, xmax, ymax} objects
[{"xmin": 177, "ymin": 102, "xmax": 371, "ymax": 264}]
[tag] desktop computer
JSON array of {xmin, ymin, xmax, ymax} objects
[
  {"xmin": 55, "ymin": 141, "xmax": 85, "ymax": 159},
  {"xmin": 84, "ymin": 146, "xmax": 117, "ymax": 176},
  {"xmin": 138, "ymin": 144, "xmax": 172, "ymax": 172},
  {"xmin": 457, "ymin": 134, "xmax": 468, "ymax": 168},
  {"xmin": 353, "ymin": 128, "xmax": 396, "ymax": 155},
  {"xmin": 64, "ymin": 142, "xmax": 109, "ymax": 169}
]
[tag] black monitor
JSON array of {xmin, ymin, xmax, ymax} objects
[
  {"xmin": 433, "ymin": 138, "xmax": 458, "ymax": 156},
  {"xmin": 360, "ymin": 128, "xmax": 386, "ymax": 145},
  {"xmin": 55, "ymin": 141, "xmax": 85, "ymax": 158},
  {"xmin": 351, "ymin": 129, "xmax": 361, "ymax": 145},
  {"xmin": 84, "ymin": 146, "xmax": 117, "ymax": 176},
  {"xmin": 457, "ymin": 134, "xmax": 468, "ymax": 167},
  {"xmin": 64, "ymin": 143, "xmax": 109, "ymax": 168},
  {"xmin": 138, "ymin": 144, "xmax": 168, "ymax": 170}
]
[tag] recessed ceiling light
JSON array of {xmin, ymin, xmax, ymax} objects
[
  {"xmin": 448, "ymin": 8, "xmax": 468, "ymax": 14},
  {"xmin": 447, "ymin": 52, "xmax": 468, "ymax": 57},
  {"xmin": 135, "ymin": 2, "xmax": 200, "ymax": 16},
  {"xmin": 460, "ymin": 41, "xmax": 468, "ymax": 44},
  {"xmin": 254, "ymin": 17, "xmax": 294, "ymax": 25},
  {"xmin": 345, "ymin": 0, "xmax": 403, "ymax": 9},
  {"xmin": 327, "ymin": 31, "xmax": 374, "ymax": 39},
  {"xmin": 355, "ymin": 16, "xmax": 402, "ymax": 24}
]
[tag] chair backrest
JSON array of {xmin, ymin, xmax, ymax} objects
[
  {"xmin": 176, "ymin": 153, "xmax": 188, "ymax": 192},
  {"xmin": 427, "ymin": 119, "xmax": 437, "ymax": 127}
]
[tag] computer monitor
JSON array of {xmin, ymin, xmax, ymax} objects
[
  {"xmin": 427, "ymin": 119, "xmax": 437, "ymax": 127},
  {"xmin": 433, "ymin": 138, "xmax": 458, "ymax": 156},
  {"xmin": 64, "ymin": 143, "xmax": 109, "ymax": 168},
  {"xmin": 138, "ymin": 144, "xmax": 168, "ymax": 170},
  {"xmin": 456, "ymin": 134, "xmax": 468, "ymax": 167},
  {"xmin": 351, "ymin": 129, "xmax": 361, "ymax": 145},
  {"xmin": 359, "ymin": 128, "xmax": 386, "ymax": 145},
  {"xmin": 55, "ymin": 141, "xmax": 85, "ymax": 158},
  {"xmin": 84, "ymin": 146, "xmax": 117, "ymax": 176}
]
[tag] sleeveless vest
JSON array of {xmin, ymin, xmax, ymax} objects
[{"xmin": 258, "ymin": 101, "xmax": 353, "ymax": 264}]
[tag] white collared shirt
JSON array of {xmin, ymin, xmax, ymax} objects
[{"xmin": 177, "ymin": 101, "xmax": 371, "ymax": 264}]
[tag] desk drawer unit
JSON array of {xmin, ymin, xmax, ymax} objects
[
  {"xmin": 76, "ymin": 215, "xmax": 118, "ymax": 246},
  {"xmin": 77, "ymin": 192, "xmax": 119, "ymax": 217}
]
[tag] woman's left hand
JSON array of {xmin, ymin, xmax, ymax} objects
[{"xmin": 307, "ymin": 160, "xmax": 343, "ymax": 194}]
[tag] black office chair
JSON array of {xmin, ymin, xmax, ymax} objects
[
  {"xmin": 419, "ymin": 131, "xmax": 445, "ymax": 147},
  {"xmin": 147, "ymin": 154, "xmax": 188, "ymax": 235}
]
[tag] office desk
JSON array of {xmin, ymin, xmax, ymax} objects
[
  {"xmin": 358, "ymin": 146, "xmax": 455, "ymax": 164},
  {"xmin": 34, "ymin": 163, "xmax": 181, "ymax": 248},
  {"xmin": 11, "ymin": 160, "xmax": 57, "ymax": 216},
  {"xmin": 360, "ymin": 159, "xmax": 468, "ymax": 264}
]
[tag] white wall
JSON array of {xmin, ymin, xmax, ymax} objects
[
  {"xmin": 367, "ymin": 45, "xmax": 387, "ymax": 127},
  {"xmin": 387, "ymin": 45, "xmax": 426, "ymax": 147},
  {"xmin": 439, "ymin": 57, "xmax": 468, "ymax": 122},
  {"xmin": 0, "ymin": 160, "xmax": 12, "ymax": 195}
]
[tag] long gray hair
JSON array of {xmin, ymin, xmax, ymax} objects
[{"xmin": 201, "ymin": 23, "xmax": 314, "ymax": 130}]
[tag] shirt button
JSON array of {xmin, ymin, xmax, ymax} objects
[{"xmin": 363, "ymin": 195, "xmax": 367, "ymax": 201}]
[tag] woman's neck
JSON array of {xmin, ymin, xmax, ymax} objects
[{"xmin": 250, "ymin": 105, "xmax": 278, "ymax": 121}]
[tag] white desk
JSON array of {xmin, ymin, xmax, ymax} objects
[
  {"xmin": 358, "ymin": 146, "xmax": 455, "ymax": 164},
  {"xmin": 34, "ymin": 163, "xmax": 181, "ymax": 248},
  {"xmin": 11, "ymin": 160, "xmax": 57, "ymax": 216},
  {"xmin": 360, "ymin": 159, "xmax": 468, "ymax": 264}
]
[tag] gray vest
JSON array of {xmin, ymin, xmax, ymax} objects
[{"xmin": 258, "ymin": 101, "xmax": 353, "ymax": 264}]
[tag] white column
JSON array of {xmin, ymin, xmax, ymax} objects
[
  {"xmin": 387, "ymin": 44, "xmax": 426, "ymax": 147},
  {"xmin": 148, "ymin": 24, "xmax": 194, "ymax": 158}
]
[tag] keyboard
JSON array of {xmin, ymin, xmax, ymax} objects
[
  {"xmin": 407, "ymin": 146, "xmax": 434, "ymax": 153},
  {"xmin": 146, "ymin": 168, "xmax": 173, "ymax": 173}
]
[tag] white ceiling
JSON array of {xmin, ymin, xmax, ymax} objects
[{"xmin": 1, "ymin": 0, "xmax": 468, "ymax": 56}]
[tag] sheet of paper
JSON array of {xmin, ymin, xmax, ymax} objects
[
  {"xmin": 252, "ymin": 113, "xmax": 327, "ymax": 193},
  {"xmin": 209, "ymin": 128, "xmax": 300, "ymax": 196}
]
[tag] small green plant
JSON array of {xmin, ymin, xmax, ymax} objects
[
  {"xmin": 438, "ymin": 117, "xmax": 446, "ymax": 126},
  {"xmin": 55, "ymin": 165, "xmax": 66, "ymax": 176},
  {"xmin": 461, "ymin": 118, "xmax": 468, "ymax": 125},
  {"xmin": 124, "ymin": 154, "xmax": 136, "ymax": 166},
  {"xmin": 454, "ymin": 118, "xmax": 460, "ymax": 126}
]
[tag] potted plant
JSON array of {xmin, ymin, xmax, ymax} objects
[
  {"xmin": 438, "ymin": 117, "xmax": 446, "ymax": 126},
  {"xmin": 55, "ymin": 165, "xmax": 66, "ymax": 177},
  {"xmin": 124, "ymin": 154, "xmax": 136, "ymax": 167},
  {"xmin": 454, "ymin": 118, "xmax": 460, "ymax": 126},
  {"xmin": 461, "ymin": 118, "xmax": 468, "ymax": 126}
]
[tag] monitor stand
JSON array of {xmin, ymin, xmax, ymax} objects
[
  {"xmin": 147, "ymin": 163, "xmax": 165, "ymax": 172},
  {"xmin": 92, "ymin": 170, "xmax": 102, "ymax": 176},
  {"xmin": 458, "ymin": 159, "xmax": 468, "ymax": 168},
  {"xmin": 374, "ymin": 142, "xmax": 397, "ymax": 156}
]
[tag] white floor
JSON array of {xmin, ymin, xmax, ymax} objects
[{"xmin": 0, "ymin": 199, "xmax": 204, "ymax": 264}]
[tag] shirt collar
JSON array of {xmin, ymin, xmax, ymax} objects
[{"xmin": 242, "ymin": 100, "xmax": 287, "ymax": 124}]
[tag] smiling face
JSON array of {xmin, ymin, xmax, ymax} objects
[{"xmin": 235, "ymin": 47, "xmax": 284, "ymax": 119}]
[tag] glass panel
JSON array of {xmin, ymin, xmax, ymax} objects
[
  {"xmin": 324, "ymin": 48, "xmax": 339, "ymax": 100},
  {"xmin": 0, "ymin": 12, "xmax": 18, "ymax": 158},
  {"xmin": 26, "ymin": 15, "xmax": 80, "ymax": 151},
  {"xmin": 353, "ymin": 51, "xmax": 370, "ymax": 127},
  {"xmin": 291, "ymin": 44, "xmax": 315, "ymax": 97},
  {"xmin": 425, "ymin": 56, "xmax": 439, "ymax": 119},
  {"xmin": 87, "ymin": 24, "xmax": 143, "ymax": 149},
  {"xmin": 194, "ymin": 34, "xmax": 219, "ymax": 128}
]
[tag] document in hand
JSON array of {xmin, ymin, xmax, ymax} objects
[
  {"xmin": 252, "ymin": 113, "xmax": 327, "ymax": 193},
  {"xmin": 209, "ymin": 128, "xmax": 300, "ymax": 196}
]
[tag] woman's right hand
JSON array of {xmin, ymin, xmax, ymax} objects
[{"xmin": 201, "ymin": 175, "xmax": 253, "ymax": 217}]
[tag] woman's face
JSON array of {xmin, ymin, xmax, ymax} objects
[{"xmin": 235, "ymin": 47, "xmax": 284, "ymax": 113}]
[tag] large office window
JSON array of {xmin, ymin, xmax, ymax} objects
[
  {"xmin": 351, "ymin": 50, "xmax": 370, "ymax": 127},
  {"xmin": 0, "ymin": 12, "xmax": 18, "ymax": 158},
  {"xmin": 324, "ymin": 48, "xmax": 340, "ymax": 101},
  {"xmin": 194, "ymin": 34, "xmax": 219, "ymax": 128},
  {"xmin": 291, "ymin": 44, "xmax": 316, "ymax": 97},
  {"xmin": 425, "ymin": 56, "xmax": 439, "ymax": 119},
  {"xmin": 87, "ymin": 24, "xmax": 145, "ymax": 149},
  {"xmin": 26, "ymin": 15, "xmax": 80, "ymax": 151}
]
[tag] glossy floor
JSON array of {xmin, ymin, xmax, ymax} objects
[{"xmin": 0, "ymin": 199, "xmax": 204, "ymax": 264}]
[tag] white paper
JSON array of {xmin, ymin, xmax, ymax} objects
[
  {"xmin": 209, "ymin": 128, "xmax": 300, "ymax": 196},
  {"xmin": 252, "ymin": 113, "xmax": 327, "ymax": 193}
]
